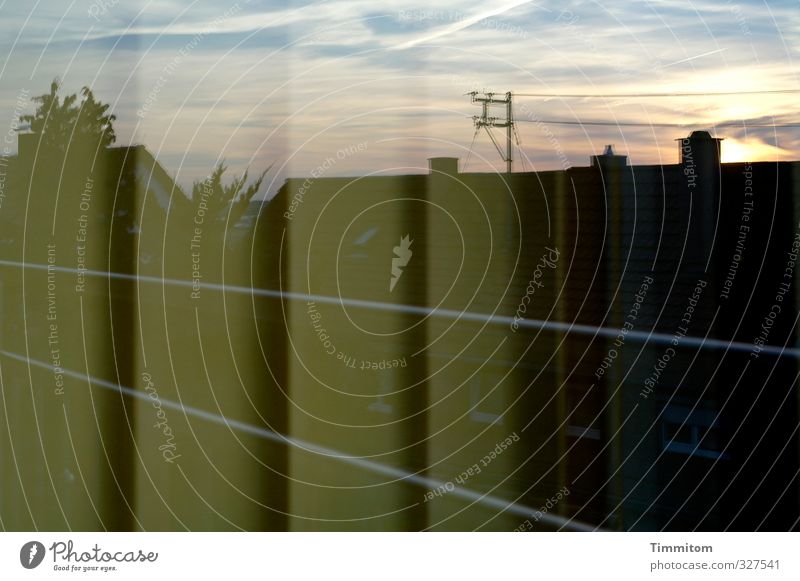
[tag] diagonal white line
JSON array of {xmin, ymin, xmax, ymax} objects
[
  {"xmin": 657, "ymin": 48, "xmax": 726, "ymax": 69},
  {"xmin": 2, "ymin": 259, "xmax": 795, "ymax": 358},
  {"xmin": 0, "ymin": 348, "xmax": 595, "ymax": 531},
  {"xmin": 391, "ymin": 0, "xmax": 545, "ymax": 50}
]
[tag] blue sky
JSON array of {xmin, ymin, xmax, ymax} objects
[{"xmin": 1, "ymin": 0, "xmax": 798, "ymax": 195}]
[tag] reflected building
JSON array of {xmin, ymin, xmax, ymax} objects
[
  {"xmin": 1, "ymin": 129, "xmax": 799, "ymax": 530},
  {"xmin": 268, "ymin": 130, "xmax": 800, "ymax": 530}
]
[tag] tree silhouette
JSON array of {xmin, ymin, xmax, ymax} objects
[
  {"xmin": 177, "ymin": 161, "xmax": 272, "ymax": 230},
  {"xmin": 21, "ymin": 78, "xmax": 116, "ymax": 152},
  {"xmin": 161, "ymin": 161, "xmax": 273, "ymax": 282}
]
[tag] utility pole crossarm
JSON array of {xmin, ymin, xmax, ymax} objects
[{"xmin": 468, "ymin": 91, "xmax": 514, "ymax": 173}]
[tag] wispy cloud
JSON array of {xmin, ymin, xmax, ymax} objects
[
  {"xmin": 390, "ymin": 0, "xmax": 545, "ymax": 50},
  {"xmin": 0, "ymin": 0, "xmax": 797, "ymax": 187}
]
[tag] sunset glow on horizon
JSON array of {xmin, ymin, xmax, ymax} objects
[{"xmin": 0, "ymin": 0, "xmax": 797, "ymax": 191}]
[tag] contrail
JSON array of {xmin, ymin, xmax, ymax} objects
[
  {"xmin": 392, "ymin": 0, "xmax": 543, "ymax": 50},
  {"xmin": 657, "ymin": 48, "xmax": 726, "ymax": 69}
]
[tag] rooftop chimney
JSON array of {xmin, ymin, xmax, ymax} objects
[
  {"xmin": 678, "ymin": 130, "xmax": 722, "ymax": 167},
  {"xmin": 677, "ymin": 131, "xmax": 721, "ymax": 257},
  {"xmin": 591, "ymin": 144, "xmax": 627, "ymax": 168},
  {"xmin": 428, "ymin": 157, "xmax": 459, "ymax": 176}
]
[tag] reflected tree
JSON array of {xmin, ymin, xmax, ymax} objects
[{"xmin": 21, "ymin": 78, "xmax": 116, "ymax": 152}]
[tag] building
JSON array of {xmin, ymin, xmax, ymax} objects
[
  {"xmin": 265, "ymin": 130, "xmax": 800, "ymax": 530},
  {"xmin": 1, "ymin": 129, "xmax": 798, "ymax": 531}
]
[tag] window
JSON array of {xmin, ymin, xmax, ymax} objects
[
  {"xmin": 469, "ymin": 373, "xmax": 505, "ymax": 425},
  {"xmin": 368, "ymin": 373, "xmax": 393, "ymax": 415},
  {"xmin": 660, "ymin": 405, "xmax": 728, "ymax": 460}
]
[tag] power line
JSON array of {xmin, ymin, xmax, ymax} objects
[
  {"xmin": 513, "ymin": 89, "xmax": 800, "ymax": 98},
  {"xmin": 469, "ymin": 91, "xmax": 514, "ymax": 172},
  {"xmin": 463, "ymin": 125, "xmax": 480, "ymax": 171},
  {"xmin": 515, "ymin": 119, "xmax": 800, "ymax": 128}
]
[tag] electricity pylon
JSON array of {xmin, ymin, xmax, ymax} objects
[{"xmin": 469, "ymin": 91, "xmax": 513, "ymax": 173}]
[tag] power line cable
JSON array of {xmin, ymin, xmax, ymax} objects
[
  {"xmin": 514, "ymin": 119, "xmax": 800, "ymax": 128},
  {"xmin": 513, "ymin": 89, "xmax": 800, "ymax": 98},
  {"xmin": 463, "ymin": 126, "xmax": 480, "ymax": 171}
]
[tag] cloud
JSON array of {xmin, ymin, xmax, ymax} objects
[
  {"xmin": 389, "ymin": 0, "xmax": 544, "ymax": 50},
  {"xmin": 0, "ymin": 0, "xmax": 798, "ymax": 188}
]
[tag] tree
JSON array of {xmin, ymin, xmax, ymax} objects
[
  {"xmin": 180, "ymin": 161, "xmax": 273, "ymax": 230},
  {"xmin": 21, "ymin": 79, "xmax": 116, "ymax": 152},
  {"xmin": 163, "ymin": 161, "xmax": 273, "ymax": 281}
]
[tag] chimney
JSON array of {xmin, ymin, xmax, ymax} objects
[
  {"xmin": 428, "ymin": 157, "xmax": 458, "ymax": 176},
  {"xmin": 677, "ymin": 130, "xmax": 722, "ymax": 168},
  {"xmin": 677, "ymin": 131, "xmax": 721, "ymax": 266},
  {"xmin": 591, "ymin": 144, "xmax": 627, "ymax": 169}
]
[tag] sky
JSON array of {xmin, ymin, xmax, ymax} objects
[{"xmin": 0, "ymin": 0, "xmax": 798, "ymax": 196}]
